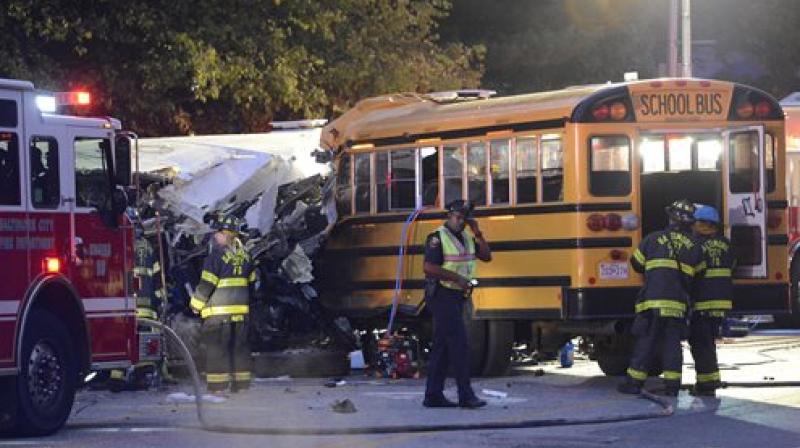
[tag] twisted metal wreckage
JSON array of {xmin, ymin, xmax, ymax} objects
[{"xmin": 129, "ymin": 123, "xmax": 357, "ymax": 379}]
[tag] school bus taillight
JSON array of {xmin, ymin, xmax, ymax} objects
[
  {"xmin": 728, "ymin": 85, "xmax": 781, "ymax": 121},
  {"xmin": 591, "ymin": 102, "xmax": 628, "ymax": 122},
  {"xmin": 586, "ymin": 213, "xmax": 623, "ymax": 232}
]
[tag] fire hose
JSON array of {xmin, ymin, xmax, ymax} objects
[{"xmin": 138, "ymin": 318, "xmax": 676, "ymax": 435}]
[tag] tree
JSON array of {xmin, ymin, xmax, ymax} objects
[{"xmin": 0, "ymin": 0, "xmax": 484, "ymax": 135}]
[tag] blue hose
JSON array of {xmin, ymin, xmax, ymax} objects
[{"xmin": 386, "ymin": 206, "xmax": 425, "ymax": 334}]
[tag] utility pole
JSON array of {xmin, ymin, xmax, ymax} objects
[
  {"xmin": 668, "ymin": 0, "xmax": 679, "ymax": 77},
  {"xmin": 681, "ymin": 0, "xmax": 692, "ymax": 77}
]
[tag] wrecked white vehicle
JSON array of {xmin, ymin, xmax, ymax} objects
[{"xmin": 130, "ymin": 123, "xmax": 355, "ymax": 378}]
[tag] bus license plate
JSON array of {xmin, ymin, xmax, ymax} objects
[{"xmin": 599, "ymin": 262, "xmax": 629, "ymax": 280}]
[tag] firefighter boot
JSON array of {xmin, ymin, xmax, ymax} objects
[{"xmin": 617, "ymin": 377, "xmax": 643, "ymax": 395}]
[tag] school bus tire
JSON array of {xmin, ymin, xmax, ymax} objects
[
  {"xmin": 480, "ymin": 320, "xmax": 514, "ymax": 377},
  {"xmin": 464, "ymin": 315, "xmax": 488, "ymax": 377},
  {"xmin": 595, "ymin": 335, "xmax": 633, "ymax": 377},
  {"xmin": 13, "ymin": 310, "xmax": 78, "ymax": 436}
]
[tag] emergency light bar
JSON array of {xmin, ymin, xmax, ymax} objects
[
  {"xmin": 56, "ymin": 91, "xmax": 91, "ymax": 106},
  {"xmin": 36, "ymin": 90, "xmax": 92, "ymax": 113}
]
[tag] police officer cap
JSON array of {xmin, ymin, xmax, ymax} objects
[
  {"xmin": 447, "ymin": 199, "xmax": 474, "ymax": 217},
  {"xmin": 694, "ymin": 205, "xmax": 720, "ymax": 224},
  {"xmin": 665, "ymin": 199, "xmax": 696, "ymax": 224}
]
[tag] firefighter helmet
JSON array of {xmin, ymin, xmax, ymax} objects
[
  {"xmin": 213, "ymin": 215, "xmax": 244, "ymax": 233},
  {"xmin": 665, "ymin": 199, "xmax": 696, "ymax": 224}
]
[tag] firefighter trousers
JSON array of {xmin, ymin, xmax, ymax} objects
[
  {"xmin": 202, "ymin": 315, "xmax": 252, "ymax": 392},
  {"xmin": 424, "ymin": 288, "xmax": 476, "ymax": 401},
  {"xmin": 688, "ymin": 314, "xmax": 722, "ymax": 390},
  {"xmin": 626, "ymin": 313, "xmax": 685, "ymax": 392}
]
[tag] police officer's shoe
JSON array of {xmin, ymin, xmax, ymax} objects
[
  {"xmin": 616, "ymin": 379, "xmax": 642, "ymax": 395},
  {"xmin": 423, "ymin": 395, "xmax": 458, "ymax": 408},
  {"xmin": 458, "ymin": 396, "xmax": 487, "ymax": 409}
]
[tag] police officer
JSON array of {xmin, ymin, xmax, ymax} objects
[
  {"xmin": 423, "ymin": 200, "xmax": 491, "ymax": 409},
  {"xmin": 689, "ymin": 205, "xmax": 734, "ymax": 397},
  {"xmin": 619, "ymin": 199, "xmax": 705, "ymax": 396},
  {"xmin": 190, "ymin": 216, "xmax": 256, "ymax": 393}
]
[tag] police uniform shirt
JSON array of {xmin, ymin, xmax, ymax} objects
[
  {"xmin": 424, "ymin": 228, "xmax": 477, "ymax": 266},
  {"xmin": 424, "ymin": 228, "xmax": 476, "ymax": 297}
]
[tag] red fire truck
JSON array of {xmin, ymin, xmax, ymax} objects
[
  {"xmin": 783, "ymin": 92, "xmax": 800, "ymax": 325},
  {"xmin": 0, "ymin": 78, "xmax": 145, "ymax": 435}
]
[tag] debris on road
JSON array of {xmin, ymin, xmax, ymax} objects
[{"xmin": 330, "ymin": 399, "xmax": 358, "ymax": 414}]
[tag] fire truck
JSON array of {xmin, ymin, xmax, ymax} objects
[
  {"xmin": 0, "ymin": 78, "xmax": 146, "ymax": 435},
  {"xmin": 782, "ymin": 92, "xmax": 800, "ymax": 325}
]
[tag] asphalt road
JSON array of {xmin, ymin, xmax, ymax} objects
[{"xmin": 2, "ymin": 330, "xmax": 799, "ymax": 448}]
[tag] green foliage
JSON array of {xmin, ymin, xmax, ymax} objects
[{"xmin": 0, "ymin": 0, "xmax": 483, "ymax": 135}]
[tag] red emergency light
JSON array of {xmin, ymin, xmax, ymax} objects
[
  {"xmin": 44, "ymin": 257, "xmax": 61, "ymax": 273},
  {"xmin": 55, "ymin": 91, "xmax": 92, "ymax": 107}
]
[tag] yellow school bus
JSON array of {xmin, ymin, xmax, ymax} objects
[{"xmin": 318, "ymin": 78, "xmax": 790, "ymax": 376}]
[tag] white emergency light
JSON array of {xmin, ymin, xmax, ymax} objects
[{"xmin": 35, "ymin": 95, "xmax": 57, "ymax": 113}]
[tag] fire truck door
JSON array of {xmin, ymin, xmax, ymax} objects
[
  {"xmin": 0, "ymin": 89, "xmax": 25, "ymax": 367},
  {"xmin": 66, "ymin": 127, "xmax": 134, "ymax": 361}
]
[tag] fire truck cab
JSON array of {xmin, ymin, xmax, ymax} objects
[{"xmin": 0, "ymin": 78, "xmax": 138, "ymax": 435}]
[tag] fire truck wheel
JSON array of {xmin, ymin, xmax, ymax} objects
[
  {"xmin": 480, "ymin": 320, "xmax": 514, "ymax": 377},
  {"xmin": 14, "ymin": 310, "xmax": 77, "ymax": 436}
]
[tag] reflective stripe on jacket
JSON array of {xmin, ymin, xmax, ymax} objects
[
  {"xmin": 437, "ymin": 226, "xmax": 476, "ymax": 290},
  {"xmin": 629, "ymin": 227, "xmax": 704, "ymax": 318},
  {"xmin": 692, "ymin": 234, "xmax": 735, "ymax": 314},
  {"xmin": 190, "ymin": 241, "xmax": 257, "ymax": 318}
]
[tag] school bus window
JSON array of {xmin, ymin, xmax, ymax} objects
[
  {"xmin": 375, "ymin": 151, "xmax": 389, "ymax": 212},
  {"xmin": 443, "ymin": 145, "xmax": 463, "ymax": 206},
  {"xmin": 516, "ymin": 137, "xmax": 537, "ymax": 204},
  {"xmin": 0, "ymin": 132, "xmax": 20, "ymax": 206},
  {"xmin": 668, "ymin": 136, "xmax": 692, "ymax": 171},
  {"xmin": 354, "ymin": 152, "xmax": 371, "ymax": 213},
  {"xmin": 490, "ymin": 139, "xmax": 510, "ymax": 205},
  {"xmin": 728, "ymin": 131, "xmax": 759, "ymax": 193},
  {"xmin": 541, "ymin": 137, "xmax": 563, "ymax": 202},
  {"xmin": 31, "ymin": 136, "xmax": 60, "ymax": 209},
  {"xmin": 641, "ymin": 137, "xmax": 666, "ymax": 173},
  {"xmin": 697, "ymin": 139, "xmax": 723, "ymax": 170},
  {"xmin": 765, "ymin": 133, "xmax": 775, "ymax": 192},
  {"xmin": 420, "ymin": 146, "xmax": 439, "ymax": 206},
  {"xmin": 335, "ymin": 154, "xmax": 352, "ymax": 216},
  {"xmin": 468, "ymin": 142, "xmax": 487, "ymax": 205},
  {"xmin": 590, "ymin": 136, "xmax": 631, "ymax": 196},
  {"xmin": 390, "ymin": 149, "xmax": 415, "ymax": 210}
]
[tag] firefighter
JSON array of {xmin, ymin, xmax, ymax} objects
[
  {"xmin": 618, "ymin": 199, "xmax": 705, "ymax": 397},
  {"xmin": 689, "ymin": 205, "xmax": 734, "ymax": 397},
  {"xmin": 422, "ymin": 200, "xmax": 491, "ymax": 409},
  {"xmin": 108, "ymin": 232, "xmax": 162, "ymax": 391},
  {"xmin": 190, "ymin": 215, "xmax": 256, "ymax": 393}
]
